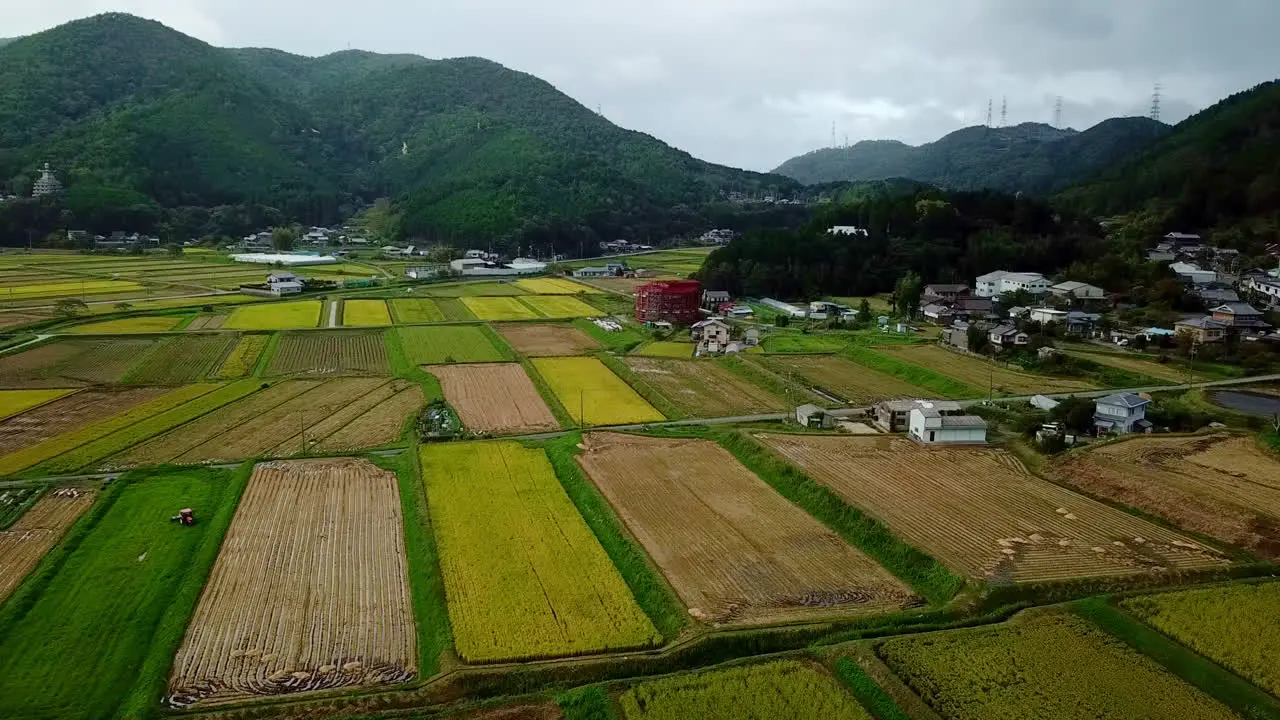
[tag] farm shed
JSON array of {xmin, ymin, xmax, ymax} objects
[
  {"xmin": 908, "ymin": 407, "xmax": 987, "ymax": 445},
  {"xmin": 795, "ymin": 404, "xmax": 834, "ymax": 429}
]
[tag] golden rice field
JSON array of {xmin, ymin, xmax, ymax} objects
[
  {"xmin": 521, "ymin": 295, "xmax": 600, "ymax": 318},
  {"xmin": 514, "ymin": 278, "xmax": 601, "ymax": 295},
  {"xmin": 0, "ymin": 389, "xmax": 78, "ymax": 421},
  {"xmin": 532, "ymin": 357, "xmax": 665, "ymax": 426},
  {"xmin": 67, "ymin": 316, "xmax": 184, "ymax": 334},
  {"xmin": 460, "ymin": 296, "xmax": 540, "ymax": 321},
  {"xmin": 215, "ymin": 335, "xmax": 269, "ymax": 378},
  {"xmin": 223, "ymin": 301, "xmax": 322, "ymax": 330},
  {"xmin": 0, "ymin": 280, "xmax": 143, "ymax": 299},
  {"xmin": 342, "ymin": 299, "xmax": 392, "ymax": 327},
  {"xmin": 421, "ymin": 441, "xmax": 659, "ymax": 662}
]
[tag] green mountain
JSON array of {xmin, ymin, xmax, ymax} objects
[
  {"xmin": 1058, "ymin": 81, "xmax": 1280, "ymax": 234},
  {"xmin": 0, "ymin": 13, "xmax": 797, "ymax": 247},
  {"xmin": 774, "ymin": 119, "xmax": 1170, "ymax": 195}
]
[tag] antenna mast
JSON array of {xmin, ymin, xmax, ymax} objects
[
  {"xmin": 1054, "ymin": 96, "xmax": 1063, "ymax": 128},
  {"xmin": 1150, "ymin": 81, "xmax": 1162, "ymax": 122},
  {"xmin": 986, "ymin": 99, "xmax": 993, "ymax": 128},
  {"xmin": 1000, "ymin": 96, "xmax": 1008, "ymax": 127}
]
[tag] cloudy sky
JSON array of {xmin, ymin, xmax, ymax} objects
[{"xmin": 6, "ymin": 1, "xmax": 1280, "ymax": 171}]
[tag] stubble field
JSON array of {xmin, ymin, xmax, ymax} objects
[
  {"xmin": 421, "ymin": 441, "xmax": 659, "ymax": 662},
  {"xmin": 757, "ymin": 435, "xmax": 1226, "ymax": 582},
  {"xmin": 875, "ymin": 344, "xmax": 1097, "ymax": 394},
  {"xmin": 0, "ymin": 338, "xmax": 158, "ymax": 387},
  {"xmin": 430, "ymin": 363, "xmax": 559, "ymax": 435},
  {"xmin": 532, "ymin": 357, "xmax": 664, "ymax": 426},
  {"xmin": 168, "ymin": 459, "xmax": 416, "ymax": 706},
  {"xmin": 0, "ymin": 489, "xmax": 96, "ymax": 604},
  {"xmin": 1052, "ymin": 434, "xmax": 1280, "ymax": 557},
  {"xmin": 267, "ymin": 331, "xmax": 391, "ymax": 376},
  {"xmin": 496, "ymin": 323, "xmax": 600, "ymax": 356},
  {"xmin": 752, "ymin": 354, "xmax": 930, "ymax": 405},
  {"xmin": 624, "ymin": 358, "xmax": 789, "ymax": 417},
  {"xmin": 578, "ymin": 433, "xmax": 913, "ymax": 625},
  {"xmin": 0, "ymin": 388, "xmax": 169, "ymax": 457},
  {"xmin": 125, "ymin": 334, "xmax": 237, "ymax": 384}
]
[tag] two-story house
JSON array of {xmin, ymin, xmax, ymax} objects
[
  {"xmin": 1094, "ymin": 393, "xmax": 1153, "ymax": 435},
  {"xmin": 988, "ymin": 324, "xmax": 1029, "ymax": 348},
  {"xmin": 1174, "ymin": 316, "xmax": 1227, "ymax": 344},
  {"xmin": 1209, "ymin": 303, "xmax": 1272, "ymax": 333},
  {"xmin": 691, "ymin": 317, "xmax": 732, "ymax": 355}
]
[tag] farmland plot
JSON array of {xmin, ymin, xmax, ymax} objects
[
  {"xmin": 520, "ymin": 295, "xmax": 600, "ymax": 319},
  {"xmin": 266, "ymin": 379, "xmax": 414, "ymax": 455},
  {"xmin": 758, "ymin": 435, "xmax": 1225, "ymax": 582},
  {"xmin": 0, "ymin": 489, "xmax": 96, "ymax": 604},
  {"xmin": 421, "ymin": 442, "xmax": 659, "ymax": 662},
  {"xmin": 1123, "ymin": 582, "xmax": 1280, "ymax": 695},
  {"xmin": 0, "ymin": 388, "xmax": 77, "ymax": 421},
  {"xmin": 215, "ymin": 334, "xmax": 268, "ymax": 378},
  {"xmin": 620, "ymin": 660, "xmax": 871, "ymax": 720},
  {"xmin": 68, "ymin": 315, "xmax": 184, "ymax": 334},
  {"xmin": 223, "ymin": 300, "xmax": 322, "ymax": 330},
  {"xmin": 168, "ymin": 459, "xmax": 416, "ymax": 705},
  {"xmin": 1065, "ymin": 349, "xmax": 1188, "ymax": 384},
  {"xmin": 313, "ymin": 384, "xmax": 422, "ymax": 452},
  {"xmin": 389, "ymin": 298, "xmax": 445, "ymax": 324},
  {"xmin": 398, "ymin": 325, "xmax": 508, "ymax": 364},
  {"xmin": 635, "ymin": 341, "xmax": 695, "ymax": 358},
  {"xmin": 497, "ymin": 323, "xmax": 600, "ymax": 356},
  {"xmin": 533, "ymin": 357, "xmax": 664, "ymax": 426},
  {"xmin": 514, "ymin": 278, "xmax": 600, "ymax": 295},
  {"xmin": 342, "ymin": 299, "xmax": 392, "ymax": 326},
  {"xmin": 0, "ymin": 338, "xmax": 157, "ymax": 387},
  {"xmin": 267, "ymin": 331, "xmax": 391, "ymax": 376},
  {"xmin": 753, "ymin": 354, "xmax": 930, "ymax": 405},
  {"xmin": 0, "ymin": 387, "xmax": 169, "ymax": 457},
  {"xmin": 876, "ymin": 613, "xmax": 1236, "ymax": 720},
  {"xmin": 126, "ymin": 334, "xmax": 237, "ymax": 384},
  {"xmin": 624, "ymin": 358, "xmax": 788, "ymax": 417},
  {"xmin": 579, "ymin": 433, "xmax": 913, "ymax": 625},
  {"xmin": 462, "ymin": 296, "xmax": 540, "ymax": 321},
  {"xmin": 875, "ymin": 345, "xmax": 1096, "ymax": 394},
  {"xmin": 1053, "ymin": 434, "xmax": 1280, "ymax": 557},
  {"xmin": 434, "ymin": 297, "xmax": 477, "ymax": 321},
  {"xmin": 427, "ymin": 281, "xmax": 528, "ymax": 297},
  {"xmin": 430, "ymin": 363, "xmax": 559, "ymax": 434}
]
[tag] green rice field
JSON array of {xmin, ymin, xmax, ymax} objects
[{"xmin": 397, "ymin": 326, "xmax": 509, "ymax": 364}]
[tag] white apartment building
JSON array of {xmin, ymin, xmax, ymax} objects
[{"xmin": 975, "ymin": 271, "xmax": 1050, "ymax": 298}]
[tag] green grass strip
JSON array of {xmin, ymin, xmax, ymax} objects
[
  {"xmin": 841, "ymin": 345, "xmax": 981, "ymax": 399},
  {"xmin": 1073, "ymin": 598, "xmax": 1280, "ymax": 720},
  {"xmin": 573, "ymin": 317, "xmax": 645, "ymax": 353},
  {"xmin": 478, "ymin": 323, "xmax": 517, "ymax": 361},
  {"xmin": 41, "ymin": 380, "xmax": 264, "ymax": 474},
  {"xmin": 251, "ymin": 331, "xmax": 282, "ymax": 377},
  {"xmin": 834, "ymin": 657, "xmax": 913, "ymax": 720},
  {"xmin": 716, "ymin": 430, "xmax": 964, "ymax": 605},
  {"xmin": 542, "ymin": 434, "xmax": 688, "ymax": 640},
  {"xmin": 383, "ymin": 326, "xmax": 444, "ymax": 403},
  {"xmin": 558, "ymin": 685, "xmax": 619, "ymax": 720},
  {"xmin": 597, "ymin": 353, "xmax": 686, "ymax": 421}
]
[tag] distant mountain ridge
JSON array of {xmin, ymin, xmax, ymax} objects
[{"xmin": 774, "ymin": 118, "xmax": 1170, "ymax": 195}]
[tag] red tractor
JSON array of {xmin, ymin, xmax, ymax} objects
[{"xmin": 170, "ymin": 508, "xmax": 195, "ymax": 526}]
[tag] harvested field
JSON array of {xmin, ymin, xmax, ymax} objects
[
  {"xmin": 875, "ymin": 345, "xmax": 1097, "ymax": 394},
  {"xmin": 422, "ymin": 442, "xmax": 659, "ymax": 662},
  {"xmin": 265, "ymin": 380, "xmax": 407, "ymax": 455},
  {"xmin": 624, "ymin": 358, "xmax": 788, "ymax": 417},
  {"xmin": 1052, "ymin": 434, "xmax": 1280, "ymax": 557},
  {"xmin": 514, "ymin": 278, "xmax": 600, "ymax": 295},
  {"xmin": 533, "ymin": 357, "xmax": 664, "ymax": 426},
  {"xmin": 0, "ymin": 388, "xmax": 77, "ymax": 421},
  {"xmin": 577, "ymin": 276, "xmax": 652, "ymax": 294},
  {"xmin": 0, "ymin": 338, "xmax": 156, "ymax": 387},
  {"xmin": 223, "ymin": 300, "xmax": 321, "ymax": 330},
  {"xmin": 215, "ymin": 335, "xmax": 268, "ymax": 378},
  {"xmin": 342, "ymin": 299, "xmax": 392, "ymax": 326},
  {"xmin": 876, "ymin": 612, "xmax": 1235, "ymax": 720},
  {"xmin": 185, "ymin": 314, "xmax": 225, "ymax": 330},
  {"xmin": 430, "ymin": 363, "xmax": 559, "ymax": 434},
  {"xmin": 168, "ymin": 459, "xmax": 416, "ymax": 706},
  {"xmin": 579, "ymin": 433, "xmax": 913, "ymax": 625},
  {"xmin": 496, "ymin": 323, "xmax": 600, "ymax": 356},
  {"xmin": 758, "ymin": 434, "xmax": 1226, "ymax": 582},
  {"xmin": 753, "ymin": 354, "xmax": 929, "ymax": 405},
  {"xmin": 267, "ymin": 331, "xmax": 390, "ymax": 376},
  {"xmin": 313, "ymin": 385, "xmax": 422, "ymax": 452},
  {"xmin": 0, "ymin": 488, "xmax": 96, "ymax": 604},
  {"xmin": 67, "ymin": 315, "xmax": 184, "ymax": 334},
  {"xmin": 126, "ymin": 334, "xmax": 237, "ymax": 384},
  {"xmin": 398, "ymin": 326, "xmax": 508, "ymax": 365},
  {"xmin": 389, "ymin": 298, "xmax": 445, "ymax": 323},
  {"xmin": 462, "ymin": 296, "xmax": 540, "ymax": 321},
  {"xmin": 520, "ymin": 295, "xmax": 600, "ymax": 318},
  {"xmin": 635, "ymin": 341, "xmax": 695, "ymax": 358},
  {"xmin": 0, "ymin": 311, "xmax": 43, "ymax": 329},
  {"xmin": 1065, "ymin": 349, "xmax": 1188, "ymax": 383},
  {"xmin": 0, "ymin": 387, "xmax": 169, "ymax": 457}
]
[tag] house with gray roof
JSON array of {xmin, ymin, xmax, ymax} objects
[{"xmin": 1094, "ymin": 393, "xmax": 1153, "ymax": 435}]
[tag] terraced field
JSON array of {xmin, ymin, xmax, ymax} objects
[
  {"xmin": 579, "ymin": 433, "xmax": 912, "ymax": 624},
  {"xmin": 267, "ymin": 332, "xmax": 390, "ymax": 376},
  {"xmin": 421, "ymin": 441, "xmax": 659, "ymax": 662},
  {"xmin": 169, "ymin": 459, "xmax": 416, "ymax": 705},
  {"xmin": 0, "ymin": 489, "xmax": 96, "ymax": 604},
  {"xmin": 624, "ymin": 358, "xmax": 789, "ymax": 417},
  {"xmin": 758, "ymin": 434, "xmax": 1226, "ymax": 582},
  {"xmin": 126, "ymin": 334, "xmax": 237, "ymax": 384}
]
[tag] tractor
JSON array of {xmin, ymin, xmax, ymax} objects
[{"xmin": 170, "ymin": 508, "xmax": 195, "ymax": 526}]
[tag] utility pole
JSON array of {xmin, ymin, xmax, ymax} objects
[{"xmin": 1187, "ymin": 340, "xmax": 1197, "ymax": 387}]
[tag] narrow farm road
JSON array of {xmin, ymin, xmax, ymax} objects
[{"xmin": 328, "ymin": 300, "xmax": 339, "ymax": 328}]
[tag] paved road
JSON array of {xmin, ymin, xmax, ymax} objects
[{"xmin": 328, "ymin": 300, "xmax": 339, "ymax": 328}]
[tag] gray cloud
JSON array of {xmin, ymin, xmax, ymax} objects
[{"xmin": 6, "ymin": 1, "xmax": 1280, "ymax": 171}]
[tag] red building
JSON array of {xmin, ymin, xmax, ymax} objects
[{"xmin": 635, "ymin": 280, "xmax": 702, "ymax": 324}]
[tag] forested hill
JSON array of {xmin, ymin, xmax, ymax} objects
[
  {"xmin": 0, "ymin": 13, "xmax": 798, "ymax": 248},
  {"xmin": 774, "ymin": 118, "xmax": 1169, "ymax": 195},
  {"xmin": 1057, "ymin": 81, "xmax": 1280, "ymax": 235}
]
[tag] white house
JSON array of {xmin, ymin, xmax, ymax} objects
[
  {"xmin": 266, "ymin": 272, "xmax": 304, "ymax": 295},
  {"xmin": 975, "ymin": 271, "xmax": 1009, "ymax": 298},
  {"xmin": 908, "ymin": 407, "xmax": 987, "ymax": 444},
  {"xmin": 1094, "ymin": 392, "xmax": 1153, "ymax": 435},
  {"xmin": 1029, "ymin": 308, "xmax": 1069, "ymax": 325},
  {"xmin": 975, "ymin": 270, "xmax": 1049, "ymax": 298},
  {"xmin": 1243, "ymin": 275, "xmax": 1280, "ymax": 309},
  {"xmin": 1170, "ymin": 262, "xmax": 1217, "ymax": 285},
  {"xmin": 1050, "ymin": 281, "xmax": 1105, "ymax": 300},
  {"xmin": 691, "ymin": 317, "xmax": 732, "ymax": 355}
]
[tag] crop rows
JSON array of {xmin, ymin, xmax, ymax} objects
[
  {"xmin": 876, "ymin": 613, "xmax": 1236, "ymax": 720},
  {"xmin": 532, "ymin": 357, "xmax": 664, "ymax": 426},
  {"xmin": 168, "ymin": 459, "xmax": 416, "ymax": 706},
  {"xmin": 342, "ymin": 299, "xmax": 392, "ymax": 326},
  {"xmin": 127, "ymin": 334, "xmax": 238, "ymax": 384},
  {"xmin": 389, "ymin": 298, "xmax": 445, "ymax": 323},
  {"xmin": 216, "ymin": 335, "xmax": 269, "ymax": 378},
  {"xmin": 397, "ymin": 326, "xmax": 507, "ymax": 364},
  {"xmin": 0, "ymin": 489, "xmax": 96, "ymax": 604},
  {"xmin": 0, "ymin": 279, "xmax": 142, "ymax": 299},
  {"xmin": 496, "ymin": 323, "xmax": 600, "ymax": 356},
  {"xmin": 0, "ymin": 388, "xmax": 168, "ymax": 457},
  {"xmin": 430, "ymin": 363, "xmax": 558, "ymax": 435},
  {"xmin": 620, "ymin": 660, "xmax": 871, "ymax": 720},
  {"xmin": 758, "ymin": 434, "xmax": 1226, "ymax": 582},
  {"xmin": 579, "ymin": 433, "xmax": 912, "ymax": 625},
  {"xmin": 313, "ymin": 385, "xmax": 422, "ymax": 451},
  {"xmin": 267, "ymin": 332, "xmax": 391, "ymax": 376},
  {"xmin": 0, "ymin": 389, "xmax": 77, "ymax": 421},
  {"xmin": 0, "ymin": 338, "xmax": 159, "ymax": 387},
  {"xmin": 421, "ymin": 441, "xmax": 659, "ymax": 662}
]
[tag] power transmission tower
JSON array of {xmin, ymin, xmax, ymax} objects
[
  {"xmin": 831, "ymin": 121, "xmax": 837, "ymax": 149},
  {"xmin": 1054, "ymin": 96, "xmax": 1063, "ymax": 128},
  {"xmin": 1000, "ymin": 96, "xmax": 1008, "ymax": 127},
  {"xmin": 843, "ymin": 133, "xmax": 849, "ymax": 148},
  {"xmin": 1150, "ymin": 82, "xmax": 1162, "ymax": 122},
  {"xmin": 986, "ymin": 99, "xmax": 993, "ymax": 128}
]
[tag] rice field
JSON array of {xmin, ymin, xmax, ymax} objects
[
  {"xmin": 430, "ymin": 364, "xmax": 559, "ymax": 435},
  {"xmin": 0, "ymin": 489, "xmax": 96, "ymax": 605},
  {"xmin": 426, "ymin": 282, "xmax": 528, "ymax": 297},
  {"xmin": 421, "ymin": 441, "xmax": 659, "ymax": 662},
  {"xmin": 223, "ymin": 301, "xmax": 322, "ymax": 330},
  {"xmin": 461, "ymin": 296, "xmax": 540, "ymax": 321},
  {"xmin": 389, "ymin": 298, "xmax": 445, "ymax": 323},
  {"xmin": 757, "ymin": 434, "xmax": 1226, "ymax": 582},
  {"xmin": 624, "ymin": 358, "xmax": 789, "ymax": 417},
  {"xmin": 521, "ymin": 295, "xmax": 600, "ymax": 318},
  {"xmin": 125, "ymin": 334, "xmax": 237, "ymax": 384},
  {"xmin": 532, "ymin": 357, "xmax": 665, "ymax": 426},
  {"xmin": 215, "ymin": 335, "xmax": 268, "ymax": 378},
  {"xmin": 874, "ymin": 345, "xmax": 1097, "ymax": 395},
  {"xmin": 67, "ymin": 316, "xmax": 184, "ymax": 334},
  {"xmin": 752, "ymin": 354, "xmax": 930, "ymax": 405},
  {"xmin": 0, "ymin": 279, "xmax": 143, "ymax": 299},
  {"xmin": 514, "ymin": 278, "xmax": 601, "ymax": 295},
  {"xmin": 635, "ymin": 341, "xmax": 696, "ymax": 358},
  {"xmin": 876, "ymin": 613, "xmax": 1236, "ymax": 720},
  {"xmin": 267, "ymin": 332, "xmax": 391, "ymax": 376},
  {"xmin": 1065, "ymin": 349, "xmax": 1189, "ymax": 384},
  {"xmin": 434, "ymin": 297, "xmax": 476, "ymax": 321},
  {"xmin": 496, "ymin": 323, "xmax": 600, "ymax": 356},
  {"xmin": 0, "ymin": 389, "xmax": 77, "ymax": 421},
  {"xmin": 0, "ymin": 388, "xmax": 168, "ymax": 458},
  {"xmin": 0, "ymin": 338, "xmax": 158, "ymax": 387},
  {"xmin": 397, "ymin": 326, "xmax": 508, "ymax": 365},
  {"xmin": 342, "ymin": 299, "xmax": 392, "ymax": 326}
]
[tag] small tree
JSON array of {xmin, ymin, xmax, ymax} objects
[
  {"xmin": 775, "ymin": 314, "xmax": 790, "ymax": 328},
  {"xmin": 114, "ymin": 302, "xmax": 133, "ymax": 313},
  {"xmin": 165, "ymin": 244, "xmax": 183, "ymax": 257},
  {"xmin": 54, "ymin": 298, "xmax": 88, "ymax": 318},
  {"xmin": 967, "ymin": 324, "xmax": 990, "ymax": 353},
  {"xmin": 892, "ymin": 272, "xmax": 923, "ymax": 319},
  {"xmin": 271, "ymin": 226, "xmax": 297, "ymax": 252},
  {"xmin": 858, "ymin": 298, "xmax": 872, "ymax": 318},
  {"xmin": 1052, "ymin": 397, "xmax": 1096, "ymax": 435}
]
